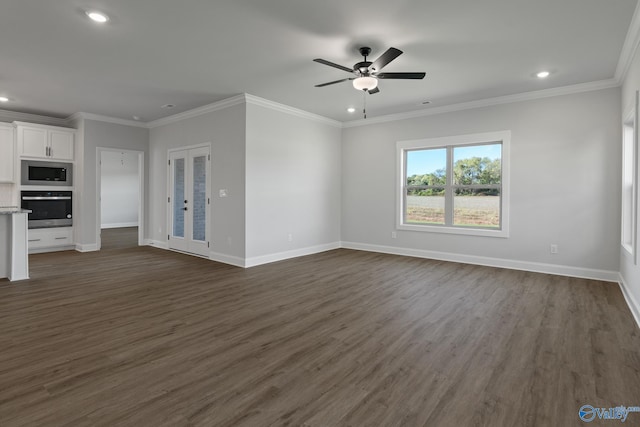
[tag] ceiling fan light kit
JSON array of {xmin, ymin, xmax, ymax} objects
[{"xmin": 353, "ymin": 76, "xmax": 378, "ymax": 91}]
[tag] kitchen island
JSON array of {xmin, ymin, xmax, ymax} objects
[{"xmin": 0, "ymin": 207, "xmax": 30, "ymax": 281}]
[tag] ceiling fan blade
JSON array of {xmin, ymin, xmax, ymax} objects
[
  {"xmin": 368, "ymin": 87, "xmax": 380, "ymax": 95},
  {"xmin": 315, "ymin": 78, "xmax": 353, "ymax": 87},
  {"xmin": 313, "ymin": 58, "xmax": 354, "ymax": 73},
  {"xmin": 370, "ymin": 47, "xmax": 403, "ymax": 72},
  {"xmin": 376, "ymin": 72, "xmax": 426, "ymax": 79}
]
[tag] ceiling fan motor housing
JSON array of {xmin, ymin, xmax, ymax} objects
[{"xmin": 354, "ymin": 61, "xmax": 372, "ymax": 75}]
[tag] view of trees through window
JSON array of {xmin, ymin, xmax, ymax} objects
[{"xmin": 405, "ymin": 143, "xmax": 502, "ymax": 228}]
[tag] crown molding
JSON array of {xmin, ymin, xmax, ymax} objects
[
  {"xmin": 67, "ymin": 112, "xmax": 148, "ymax": 128},
  {"xmin": 146, "ymin": 94, "xmax": 246, "ymax": 128},
  {"xmin": 615, "ymin": 0, "xmax": 640, "ymax": 83},
  {"xmin": 0, "ymin": 109, "xmax": 70, "ymax": 127},
  {"xmin": 342, "ymin": 78, "xmax": 620, "ymax": 128},
  {"xmin": 244, "ymin": 94, "xmax": 342, "ymax": 128}
]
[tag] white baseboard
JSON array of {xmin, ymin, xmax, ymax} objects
[
  {"xmin": 244, "ymin": 242, "xmax": 341, "ymax": 268},
  {"xmin": 209, "ymin": 251, "xmax": 246, "ymax": 268},
  {"xmin": 101, "ymin": 222, "xmax": 138, "ymax": 229},
  {"xmin": 341, "ymin": 241, "xmax": 619, "ymax": 282},
  {"xmin": 146, "ymin": 239, "xmax": 169, "ymax": 250},
  {"xmin": 75, "ymin": 243, "xmax": 98, "ymax": 253},
  {"xmin": 619, "ymin": 273, "xmax": 640, "ymax": 329}
]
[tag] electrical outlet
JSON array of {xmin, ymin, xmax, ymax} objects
[
  {"xmin": 550, "ymin": 244, "xmax": 558, "ymax": 254},
  {"xmin": 391, "ymin": 231, "xmax": 397, "ymax": 239},
  {"xmin": 288, "ymin": 233, "xmax": 293, "ymax": 242},
  {"xmin": 219, "ymin": 189, "xmax": 228, "ymax": 197}
]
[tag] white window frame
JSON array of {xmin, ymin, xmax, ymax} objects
[
  {"xmin": 621, "ymin": 91, "xmax": 638, "ymax": 261},
  {"xmin": 396, "ymin": 130, "xmax": 510, "ymax": 238}
]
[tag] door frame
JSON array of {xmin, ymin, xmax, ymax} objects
[
  {"xmin": 96, "ymin": 147, "xmax": 145, "ymax": 250},
  {"xmin": 167, "ymin": 143, "xmax": 211, "ymax": 257}
]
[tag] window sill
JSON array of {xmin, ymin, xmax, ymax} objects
[{"xmin": 398, "ymin": 223, "xmax": 509, "ymax": 238}]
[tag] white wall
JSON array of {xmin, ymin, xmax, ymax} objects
[
  {"xmin": 148, "ymin": 103, "xmax": 247, "ymax": 262},
  {"xmin": 342, "ymin": 88, "xmax": 621, "ymax": 277},
  {"xmin": 245, "ymin": 103, "xmax": 342, "ymax": 263},
  {"xmin": 100, "ymin": 150, "xmax": 139, "ymax": 228},
  {"xmin": 620, "ymin": 40, "xmax": 640, "ymax": 323}
]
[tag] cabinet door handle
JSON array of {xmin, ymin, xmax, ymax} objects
[
  {"xmin": 54, "ymin": 237, "xmax": 68, "ymax": 240},
  {"xmin": 29, "ymin": 239, "xmax": 42, "ymax": 242}
]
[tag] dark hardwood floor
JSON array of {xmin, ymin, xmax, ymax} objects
[
  {"xmin": 0, "ymin": 246, "xmax": 638, "ymax": 426},
  {"xmin": 100, "ymin": 227, "xmax": 138, "ymax": 250}
]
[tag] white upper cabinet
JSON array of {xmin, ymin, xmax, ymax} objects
[
  {"xmin": 15, "ymin": 122, "xmax": 74, "ymax": 161},
  {"xmin": 48, "ymin": 130, "xmax": 74, "ymax": 160},
  {"xmin": 0, "ymin": 123, "xmax": 15, "ymax": 183}
]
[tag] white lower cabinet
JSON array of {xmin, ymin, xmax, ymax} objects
[{"xmin": 28, "ymin": 227, "xmax": 74, "ymax": 253}]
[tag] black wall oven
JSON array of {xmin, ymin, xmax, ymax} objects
[{"xmin": 21, "ymin": 191, "xmax": 73, "ymax": 229}]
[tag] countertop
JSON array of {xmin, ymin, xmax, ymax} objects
[{"xmin": 0, "ymin": 207, "xmax": 32, "ymax": 215}]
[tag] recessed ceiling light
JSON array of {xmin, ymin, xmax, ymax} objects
[
  {"xmin": 0, "ymin": 96, "xmax": 9, "ymax": 103},
  {"xmin": 536, "ymin": 71, "xmax": 550, "ymax": 79},
  {"xmin": 86, "ymin": 11, "xmax": 109, "ymax": 23},
  {"xmin": 347, "ymin": 107, "xmax": 356, "ymax": 113},
  {"xmin": 132, "ymin": 116, "xmax": 141, "ymax": 121}
]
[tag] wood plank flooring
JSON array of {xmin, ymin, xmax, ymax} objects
[
  {"xmin": 0, "ymin": 246, "xmax": 638, "ymax": 426},
  {"xmin": 100, "ymin": 227, "xmax": 138, "ymax": 251}
]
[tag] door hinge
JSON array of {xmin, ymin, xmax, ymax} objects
[
  {"xmin": 168, "ymin": 196, "xmax": 170, "ymax": 203},
  {"xmin": 207, "ymin": 198, "xmax": 210, "ymax": 204},
  {"xmin": 207, "ymin": 242, "xmax": 210, "ymax": 248},
  {"xmin": 168, "ymin": 159, "xmax": 171, "ymax": 166},
  {"xmin": 167, "ymin": 234, "xmax": 170, "ymax": 240},
  {"xmin": 208, "ymin": 154, "xmax": 210, "ymax": 161}
]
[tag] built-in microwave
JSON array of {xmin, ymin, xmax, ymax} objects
[{"xmin": 21, "ymin": 160, "xmax": 73, "ymax": 186}]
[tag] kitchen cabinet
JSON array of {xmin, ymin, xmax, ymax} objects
[
  {"xmin": 0, "ymin": 123, "xmax": 15, "ymax": 182},
  {"xmin": 15, "ymin": 122, "xmax": 74, "ymax": 161},
  {"xmin": 28, "ymin": 227, "xmax": 74, "ymax": 253}
]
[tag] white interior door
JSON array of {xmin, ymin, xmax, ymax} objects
[{"xmin": 168, "ymin": 146, "xmax": 210, "ymax": 257}]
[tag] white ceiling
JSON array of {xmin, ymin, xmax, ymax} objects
[{"xmin": 1, "ymin": 0, "xmax": 638, "ymax": 123}]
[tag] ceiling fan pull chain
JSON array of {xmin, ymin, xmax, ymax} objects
[{"xmin": 363, "ymin": 89, "xmax": 367, "ymax": 119}]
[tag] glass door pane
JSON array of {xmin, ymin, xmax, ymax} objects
[
  {"xmin": 192, "ymin": 155, "xmax": 207, "ymax": 242},
  {"xmin": 173, "ymin": 158, "xmax": 185, "ymax": 238}
]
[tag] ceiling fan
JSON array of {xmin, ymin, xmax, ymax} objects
[{"xmin": 314, "ymin": 47, "xmax": 426, "ymax": 94}]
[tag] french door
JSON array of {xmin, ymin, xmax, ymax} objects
[{"xmin": 168, "ymin": 145, "xmax": 210, "ymax": 257}]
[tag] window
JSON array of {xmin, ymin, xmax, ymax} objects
[
  {"xmin": 621, "ymin": 91, "xmax": 638, "ymax": 260},
  {"xmin": 397, "ymin": 131, "xmax": 510, "ymax": 237}
]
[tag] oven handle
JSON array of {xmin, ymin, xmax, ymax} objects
[{"xmin": 22, "ymin": 196, "xmax": 72, "ymax": 200}]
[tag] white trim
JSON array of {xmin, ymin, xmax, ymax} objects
[
  {"xmin": 68, "ymin": 112, "xmax": 147, "ymax": 128},
  {"xmin": 75, "ymin": 243, "xmax": 99, "ymax": 252},
  {"xmin": 209, "ymin": 251, "xmax": 246, "ymax": 268},
  {"xmin": 147, "ymin": 95, "xmax": 246, "ymax": 128},
  {"xmin": 0, "ymin": 109, "xmax": 70, "ymax": 127},
  {"xmin": 244, "ymin": 242, "xmax": 341, "ymax": 268},
  {"xmin": 619, "ymin": 273, "xmax": 640, "ymax": 329},
  {"xmin": 244, "ymin": 94, "xmax": 342, "ymax": 128},
  {"xmin": 615, "ymin": 1, "xmax": 640, "ymax": 83},
  {"xmin": 343, "ymin": 79, "xmax": 619, "ymax": 128},
  {"xmin": 146, "ymin": 239, "xmax": 169, "ymax": 250},
  {"xmin": 621, "ymin": 91, "xmax": 639, "ymax": 262},
  {"xmin": 101, "ymin": 222, "xmax": 139, "ymax": 229},
  {"xmin": 341, "ymin": 241, "xmax": 619, "ymax": 282}
]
